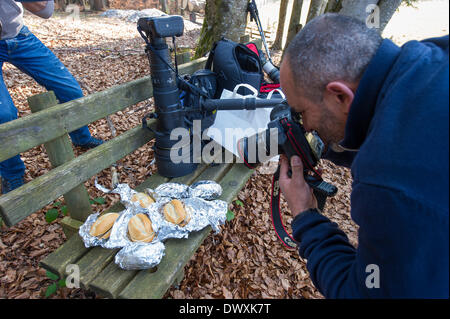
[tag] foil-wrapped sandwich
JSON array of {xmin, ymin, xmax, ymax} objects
[
  {"xmin": 131, "ymin": 192, "xmax": 155, "ymax": 209},
  {"xmin": 128, "ymin": 213, "xmax": 155, "ymax": 243},
  {"xmin": 89, "ymin": 213, "xmax": 119, "ymax": 239},
  {"xmin": 163, "ymin": 199, "xmax": 191, "ymax": 227}
]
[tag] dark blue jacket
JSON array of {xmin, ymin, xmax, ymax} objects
[{"xmin": 292, "ymin": 36, "xmax": 449, "ymax": 298}]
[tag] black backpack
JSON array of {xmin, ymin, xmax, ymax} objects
[{"xmin": 205, "ymin": 38, "xmax": 264, "ymax": 98}]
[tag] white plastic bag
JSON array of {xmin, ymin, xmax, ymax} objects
[{"xmin": 206, "ymin": 84, "xmax": 284, "ymax": 160}]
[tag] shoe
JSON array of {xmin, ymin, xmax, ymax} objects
[
  {"xmin": 1, "ymin": 175, "xmax": 25, "ymax": 194},
  {"xmin": 74, "ymin": 137, "xmax": 104, "ymax": 150}
]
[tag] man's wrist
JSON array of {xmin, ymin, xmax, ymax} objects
[
  {"xmin": 291, "ymin": 208, "xmax": 322, "ymax": 242},
  {"xmin": 292, "ymin": 208, "xmax": 321, "ymax": 224},
  {"xmin": 293, "ymin": 207, "xmax": 320, "ymax": 219}
]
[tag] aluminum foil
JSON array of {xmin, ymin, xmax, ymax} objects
[
  {"xmin": 115, "ymin": 242, "xmax": 165, "ymax": 270},
  {"xmin": 95, "ymin": 179, "xmax": 140, "ymax": 207},
  {"xmin": 154, "ymin": 182, "xmax": 190, "ymax": 199},
  {"xmin": 78, "ymin": 211, "xmax": 122, "ymax": 248},
  {"xmin": 145, "ymin": 196, "xmax": 227, "ymax": 242},
  {"xmin": 79, "ymin": 179, "xmax": 227, "ymax": 270},
  {"xmin": 189, "ymin": 180, "xmax": 223, "ymax": 200}
]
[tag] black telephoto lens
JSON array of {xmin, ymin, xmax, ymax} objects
[{"xmin": 139, "ymin": 16, "xmax": 198, "ymax": 177}]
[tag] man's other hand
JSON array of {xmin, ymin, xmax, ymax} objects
[
  {"xmin": 22, "ymin": 1, "xmax": 47, "ymax": 12},
  {"xmin": 22, "ymin": 1, "xmax": 54, "ymax": 19},
  {"xmin": 279, "ymin": 154, "xmax": 318, "ymax": 217}
]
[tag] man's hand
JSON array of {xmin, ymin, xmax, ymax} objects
[
  {"xmin": 279, "ymin": 154, "xmax": 318, "ymax": 217},
  {"xmin": 22, "ymin": 1, "xmax": 47, "ymax": 12}
]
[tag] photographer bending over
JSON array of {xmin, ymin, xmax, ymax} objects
[
  {"xmin": 279, "ymin": 13, "xmax": 448, "ymax": 298},
  {"xmin": 0, "ymin": 0, "xmax": 104, "ymax": 194}
]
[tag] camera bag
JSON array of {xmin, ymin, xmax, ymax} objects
[
  {"xmin": 180, "ymin": 69, "xmax": 218, "ymax": 132},
  {"xmin": 205, "ymin": 38, "xmax": 264, "ymax": 98}
]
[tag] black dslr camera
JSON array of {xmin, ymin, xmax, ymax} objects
[
  {"xmin": 238, "ymin": 102, "xmax": 337, "ymax": 208},
  {"xmin": 238, "ymin": 102, "xmax": 337, "ymax": 249}
]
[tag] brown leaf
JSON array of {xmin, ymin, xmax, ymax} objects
[{"xmin": 222, "ymin": 286, "xmax": 233, "ymax": 299}]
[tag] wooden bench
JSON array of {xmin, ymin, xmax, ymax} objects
[{"xmin": 0, "ymin": 56, "xmax": 254, "ymax": 298}]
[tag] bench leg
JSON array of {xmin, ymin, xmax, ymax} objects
[{"xmin": 60, "ymin": 216, "xmax": 83, "ymax": 239}]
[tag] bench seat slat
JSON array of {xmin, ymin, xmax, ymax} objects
[
  {"xmin": 39, "ymin": 234, "xmax": 90, "ymax": 278},
  {"xmin": 0, "ymin": 122, "xmax": 155, "ymax": 227},
  {"xmin": 77, "ymin": 247, "xmax": 120, "ymax": 290}
]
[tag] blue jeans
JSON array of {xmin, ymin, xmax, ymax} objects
[{"xmin": 0, "ymin": 26, "xmax": 92, "ymax": 179}]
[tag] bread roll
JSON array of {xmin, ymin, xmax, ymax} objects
[
  {"xmin": 131, "ymin": 192, "xmax": 155, "ymax": 209},
  {"xmin": 89, "ymin": 213, "xmax": 119, "ymax": 239},
  {"xmin": 128, "ymin": 213, "xmax": 155, "ymax": 243},
  {"xmin": 163, "ymin": 199, "xmax": 190, "ymax": 227}
]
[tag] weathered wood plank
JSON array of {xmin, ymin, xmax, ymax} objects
[
  {"xmin": 87, "ymin": 260, "xmax": 140, "ymax": 299},
  {"xmin": 134, "ymin": 174, "xmax": 170, "ymax": 193},
  {"xmin": 118, "ymin": 162, "xmax": 246, "ymax": 299},
  {"xmin": 76, "ymin": 247, "xmax": 120, "ymax": 290},
  {"xmin": 60, "ymin": 216, "xmax": 84, "ymax": 239},
  {"xmin": 39, "ymin": 235, "xmax": 90, "ymax": 278},
  {"xmin": 217, "ymin": 164, "xmax": 253, "ymax": 203},
  {"xmin": 29, "ymin": 91, "xmax": 93, "ymax": 222},
  {"xmin": 0, "ymin": 57, "xmax": 207, "ymax": 163},
  {"xmin": 0, "ymin": 121, "xmax": 155, "ymax": 227}
]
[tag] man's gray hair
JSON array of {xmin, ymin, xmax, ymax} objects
[{"xmin": 284, "ymin": 13, "xmax": 383, "ymax": 102}]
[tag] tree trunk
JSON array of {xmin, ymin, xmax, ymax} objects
[
  {"xmin": 55, "ymin": 0, "xmax": 67, "ymax": 10},
  {"xmin": 160, "ymin": 0, "xmax": 169, "ymax": 13},
  {"xmin": 194, "ymin": 0, "xmax": 249, "ymax": 59},
  {"xmin": 378, "ymin": 0, "xmax": 402, "ymax": 33},
  {"xmin": 339, "ymin": 0, "xmax": 377, "ymax": 19},
  {"xmin": 90, "ymin": 0, "xmax": 106, "ymax": 11},
  {"xmin": 285, "ymin": 0, "xmax": 303, "ymax": 49},
  {"xmin": 271, "ymin": 0, "xmax": 289, "ymax": 50},
  {"xmin": 338, "ymin": 0, "xmax": 401, "ymax": 34},
  {"xmin": 324, "ymin": 0, "xmax": 343, "ymax": 13},
  {"xmin": 306, "ymin": 0, "xmax": 327, "ymax": 24}
]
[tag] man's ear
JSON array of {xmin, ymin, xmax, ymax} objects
[{"xmin": 324, "ymin": 82, "xmax": 355, "ymax": 114}]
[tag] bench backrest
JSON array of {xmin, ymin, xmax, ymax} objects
[{"xmin": 0, "ymin": 57, "xmax": 207, "ymax": 227}]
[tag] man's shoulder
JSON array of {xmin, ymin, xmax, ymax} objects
[{"xmin": 409, "ymin": 35, "xmax": 449, "ymax": 55}]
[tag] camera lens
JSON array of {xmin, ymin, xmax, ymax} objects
[
  {"xmin": 238, "ymin": 127, "xmax": 281, "ymax": 169},
  {"xmin": 262, "ymin": 61, "xmax": 280, "ymax": 84}
]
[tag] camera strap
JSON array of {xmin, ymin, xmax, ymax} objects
[
  {"xmin": 270, "ymin": 165, "xmax": 331, "ymax": 250},
  {"xmin": 270, "ymin": 165, "xmax": 299, "ymax": 250}
]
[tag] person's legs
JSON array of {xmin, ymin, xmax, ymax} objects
[
  {"xmin": 7, "ymin": 26, "xmax": 96, "ymax": 145},
  {"xmin": 0, "ymin": 51, "xmax": 26, "ymax": 182}
]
